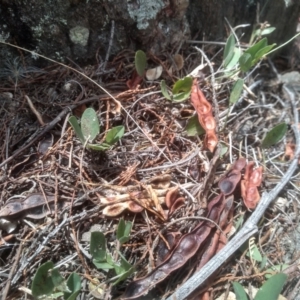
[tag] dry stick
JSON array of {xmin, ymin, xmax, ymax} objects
[
  {"xmin": 167, "ymin": 85, "xmax": 300, "ymax": 300},
  {"xmin": 1, "ymin": 241, "xmax": 23, "ymax": 300}
]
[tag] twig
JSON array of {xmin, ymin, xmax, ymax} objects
[
  {"xmin": 2, "ymin": 241, "xmax": 23, "ymax": 300},
  {"xmin": 25, "ymin": 95, "xmax": 45, "ymax": 126},
  {"xmin": 103, "ymin": 20, "xmax": 115, "ymax": 71},
  {"xmin": 11, "ymin": 206, "xmax": 99, "ymax": 285},
  {"xmin": 167, "ymin": 85, "xmax": 300, "ymax": 300},
  {"xmin": 137, "ymin": 147, "xmax": 199, "ymax": 172}
]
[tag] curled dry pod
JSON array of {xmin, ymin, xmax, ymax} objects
[
  {"xmin": 190, "ymin": 79, "xmax": 218, "ymax": 152},
  {"xmin": 156, "ymin": 232, "xmax": 181, "ymax": 265},
  {"xmin": 127, "ymin": 201, "xmax": 144, "ymax": 213},
  {"xmin": 197, "ymin": 195, "xmax": 234, "ymax": 271},
  {"xmin": 233, "ymin": 157, "xmax": 247, "ymax": 171},
  {"xmin": 122, "ymin": 192, "xmax": 226, "ymax": 299},
  {"xmin": 165, "ymin": 187, "xmax": 179, "ymax": 209},
  {"xmin": 168, "ymin": 197, "xmax": 185, "ymax": 216},
  {"xmin": 218, "ymin": 158, "xmax": 246, "ymax": 195},
  {"xmin": 103, "ymin": 203, "xmax": 128, "ymax": 217},
  {"xmin": 241, "ymin": 162, "xmax": 263, "ymax": 210}
]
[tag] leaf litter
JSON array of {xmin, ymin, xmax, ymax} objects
[{"xmin": 0, "ymin": 47, "xmax": 299, "ymax": 300}]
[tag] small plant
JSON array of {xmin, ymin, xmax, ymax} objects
[
  {"xmin": 160, "ymin": 76, "xmax": 193, "ymax": 102},
  {"xmin": 261, "ymin": 122, "xmax": 287, "ymax": 149},
  {"xmin": 90, "ymin": 218, "xmax": 134, "ymax": 285},
  {"xmin": 31, "ymin": 261, "xmax": 81, "ymax": 300},
  {"xmin": 68, "ymin": 107, "xmax": 124, "ymax": 150},
  {"xmin": 135, "ymin": 50, "xmax": 147, "ymax": 77},
  {"xmin": 232, "ymin": 273, "xmax": 287, "ymax": 300}
]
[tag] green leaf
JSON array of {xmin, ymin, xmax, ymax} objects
[
  {"xmin": 260, "ymin": 255, "xmax": 268, "ymax": 270},
  {"xmin": 112, "ymin": 252, "xmax": 134, "ymax": 285},
  {"xmin": 185, "ymin": 115, "xmax": 205, "ymax": 136},
  {"xmin": 93, "ymin": 259, "xmax": 115, "ymax": 270},
  {"xmin": 173, "ymin": 91, "xmax": 191, "ymax": 102},
  {"xmin": 261, "ymin": 123, "xmax": 287, "ymax": 148},
  {"xmin": 254, "ymin": 27, "xmax": 276, "ymax": 37},
  {"xmin": 117, "ymin": 219, "xmax": 132, "ymax": 245},
  {"xmin": 64, "ymin": 273, "xmax": 81, "ymax": 300},
  {"xmin": 51, "ymin": 268, "xmax": 65, "ymax": 288},
  {"xmin": 224, "ymin": 34, "xmax": 236, "ymax": 68},
  {"xmin": 90, "ymin": 232, "xmax": 107, "ymax": 262},
  {"xmin": 81, "ymin": 108, "xmax": 100, "ymax": 142},
  {"xmin": 264, "ymin": 264, "xmax": 289, "ymax": 279},
  {"xmin": 224, "ymin": 47, "xmax": 242, "ymax": 72},
  {"xmin": 106, "ymin": 253, "xmax": 115, "ymax": 266},
  {"xmin": 253, "ymin": 44, "xmax": 276, "ymax": 63},
  {"xmin": 171, "ymin": 76, "xmax": 193, "ymax": 102},
  {"xmin": 86, "ymin": 143, "xmax": 111, "ymax": 151},
  {"xmin": 135, "ymin": 50, "xmax": 147, "ymax": 77},
  {"xmin": 105, "ymin": 125, "xmax": 125, "ymax": 145},
  {"xmin": 234, "ymin": 214, "xmax": 244, "ymax": 231},
  {"xmin": 247, "ymin": 243, "xmax": 262, "ymax": 262},
  {"xmin": 119, "ymin": 251, "xmax": 132, "ymax": 272},
  {"xmin": 117, "ymin": 219, "xmax": 126, "ymax": 240},
  {"xmin": 31, "ymin": 261, "xmax": 55, "ymax": 297},
  {"xmin": 172, "ymin": 77, "xmax": 193, "ymax": 95},
  {"xmin": 113, "ymin": 267, "xmax": 135, "ymax": 285},
  {"xmin": 160, "ymin": 80, "xmax": 172, "ymax": 100},
  {"xmin": 219, "ymin": 142, "xmax": 228, "ymax": 158},
  {"xmin": 68, "ymin": 116, "xmax": 85, "ymax": 144},
  {"xmin": 232, "ymin": 282, "xmax": 249, "ymax": 300},
  {"xmin": 239, "ymin": 53, "xmax": 253, "ymax": 72},
  {"xmin": 229, "ymin": 78, "xmax": 244, "ymax": 105},
  {"xmin": 254, "ymin": 273, "xmax": 287, "ymax": 300},
  {"xmin": 244, "ymin": 38, "xmax": 268, "ymax": 58},
  {"xmin": 65, "ymin": 292, "xmax": 80, "ymax": 300}
]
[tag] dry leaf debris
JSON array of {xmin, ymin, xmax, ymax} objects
[{"xmin": 0, "ymin": 49, "xmax": 299, "ymax": 300}]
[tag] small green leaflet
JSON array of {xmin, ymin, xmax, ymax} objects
[
  {"xmin": 261, "ymin": 123, "xmax": 287, "ymax": 148},
  {"xmin": 31, "ymin": 261, "xmax": 55, "ymax": 297},
  {"xmin": 135, "ymin": 50, "xmax": 147, "ymax": 76},
  {"xmin": 264, "ymin": 264, "xmax": 289, "ymax": 279},
  {"xmin": 117, "ymin": 218, "xmax": 132, "ymax": 245},
  {"xmin": 223, "ymin": 34, "xmax": 236, "ymax": 68},
  {"xmin": 247, "ymin": 243, "xmax": 262, "ymax": 262},
  {"xmin": 105, "ymin": 125, "xmax": 125, "ymax": 145},
  {"xmin": 254, "ymin": 273, "xmax": 287, "ymax": 300},
  {"xmin": 68, "ymin": 116, "xmax": 85, "ymax": 144},
  {"xmin": 81, "ymin": 108, "xmax": 100, "ymax": 142},
  {"xmin": 239, "ymin": 53, "xmax": 252, "ymax": 72},
  {"xmin": 90, "ymin": 232, "xmax": 107, "ymax": 262},
  {"xmin": 232, "ymin": 282, "xmax": 248, "ymax": 300},
  {"xmin": 244, "ymin": 38, "xmax": 268, "ymax": 58},
  {"xmin": 172, "ymin": 77, "xmax": 193, "ymax": 102},
  {"xmin": 229, "ymin": 78, "xmax": 244, "ymax": 105},
  {"xmin": 253, "ymin": 27, "xmax": 276, "ymax": 38},
  {"xmin": 185, "ymin": 115, "xmax": 205, "ymax": 136},
  {"xmin": 160, "ymin": 80, "xmax": 172, "ymax": 100},
  {"xmin": 64, "ymin": 273, "xmax": 81, "ymax": 300}
]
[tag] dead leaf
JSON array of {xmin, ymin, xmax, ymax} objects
[
  {"xmin": 127, "ymin": 70, "xmax": 143, "ymax": 89},
  {"xmin": 173, "ymin": 54, "xmax": 184, "ymax": 70},
  {"xmin": 145, "ymin": 66, "xmax": 163, "ymax": 80}
]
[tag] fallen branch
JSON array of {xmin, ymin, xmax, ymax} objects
[{"xmin": 167, "ymin": 85, "xmax": 300, "ymax": 300}]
